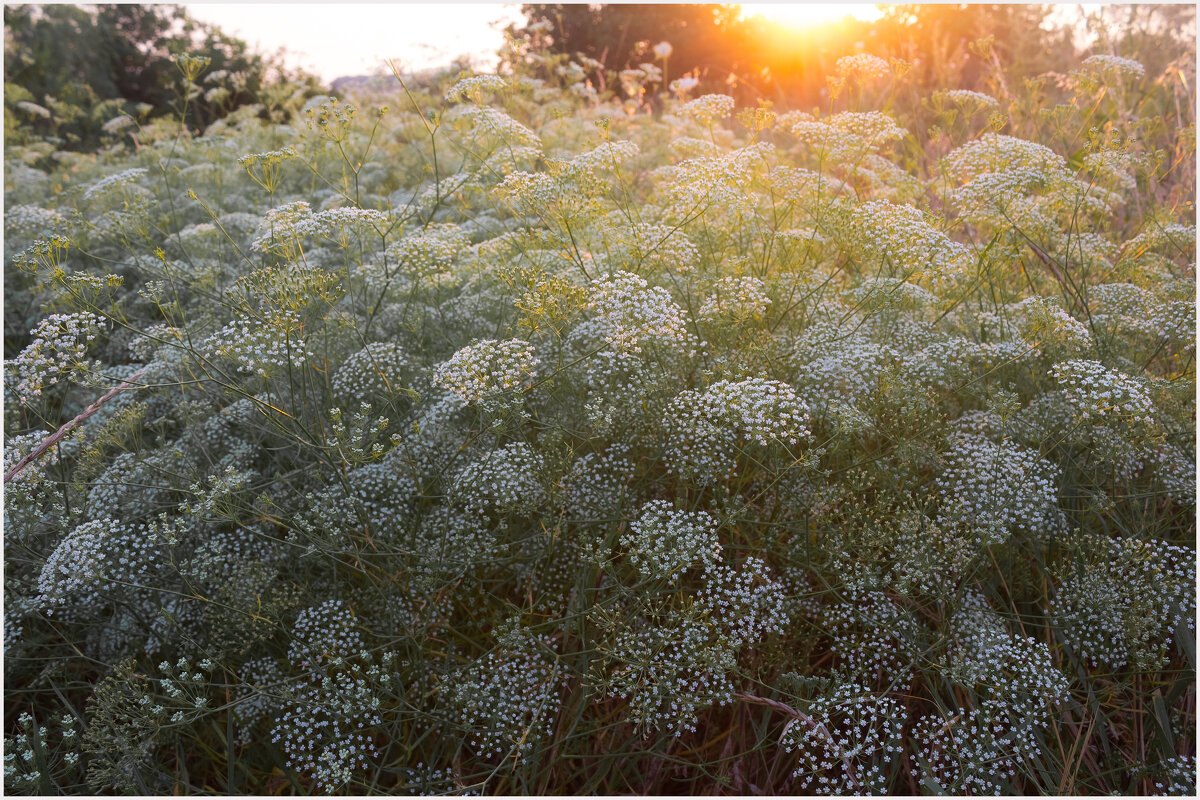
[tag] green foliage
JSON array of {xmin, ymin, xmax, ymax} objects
[
  {"xmin": 3, "ymin": 9, "xmax": 1196, "ymax": 796},
  {"xmin": 3, "ymin": 4, "xmax": 320, "ymax": 151}
]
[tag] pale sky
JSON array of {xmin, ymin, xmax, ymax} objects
[
  {"xmin": 184, "ymin": 3, "xmax": 524, "ymax": 83},
  {"xmin": 182, "ymin": 3, "xmax": 896, "ymax": 86}
]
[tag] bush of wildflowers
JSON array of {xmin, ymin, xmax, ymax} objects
[{"xmin": 3, "ymin": 27, "xmax": 1195, "ymax": 797}]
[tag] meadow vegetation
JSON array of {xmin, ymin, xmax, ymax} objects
[{"xmin": 3, "ymin": 6, "xmax": 1196, "ymax": 795}]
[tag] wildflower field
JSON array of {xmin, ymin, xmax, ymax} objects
[{"xmin": 3, "ymin": 10, "xmax": 1197, "ymax": 796}]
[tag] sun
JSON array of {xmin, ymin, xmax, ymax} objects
[{"xmin": 739, "ymin": 4, "xmax": 885, "ymax": 29}]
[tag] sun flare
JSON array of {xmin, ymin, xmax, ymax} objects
[{"xmin": 739, "ymin": 4, "xmax": 884, "ymax": 29}]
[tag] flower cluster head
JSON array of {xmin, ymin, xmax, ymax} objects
[
  {"xmin": 697, "ymin": 557, "xmax": 789, "ymax": 646},
  {"xmin": 445, "ymin": 623, "xmax": 563, "ymax": 761},
  {"xmin": 821, "ymin": 590, "xmax": 923, "ymax": 686},
  {"xmin": 450, "ymin": 442, "xmax": 548, "ymax": 514},
  {"xmin": 606, "ymin": 221, "xmax": 700, "ymax": 273},
  {"xmin": 603, "ymin": 614, "xmax": 736, "ymax": 737},
  {"xmin": 563, "ymin": 446, "xmax": 636, "ymax": 520},
  {"xmin": 82, "ymin": 167, "xmax": 148, "ymax": 201},
  {"xmin": 911, "ymin": 703, "xmax": 1025, "ymax": 795},
  {"xmin": 386, "ymin": 223, "xmax": 468, "ymax": 279},
  {"xmin": 8, "ymin": 311, "xmax": 102, "ymax": 404},
  {"xmin": 669, "ymin": 76, "xmax": 700, "ymax": 97},
  {"xmin": 250, "ymin": 200, "xmax": 314, "ymax": 255},
  {"xmin": 307, "ymin": 207, "xmax": 390, "ymax": 247},
  {"xmin": 621, "ymin": 500, "xmax": 720, "ymax": 581},
  {"xmin": 946, "ymin": 592, "xmax": 1069, "ymax": 724},
  {"xmin": 782, "ymin": 683, "xmax": 907, "ymax": 795},
  {"xmin": 433, "ymin": 338, "xmax": 540, "ymax": 412},
  {"xmin": 445, "ymin": 74, "xmax": 509, "ymax": 103},
  {"xmin": 944, "ymin": 133, "xmax": 1066, "ymax": 182},
  {"xmin": 698, "ymin": 276, "xmax": 771, "ymax": 321},
  {"xmin": 1050, "ymin": 359, "xmax": 1155, "ymax": 424},
  {"xmin": 936, "ymin": 434, "xmax": 1063, "ymax": 546},
  {"xmin": 836, "ymin": 53, "xmax": 890, "ymax": 79},
  {"xmin": 680, "ymin": 93, "xmax": 735, "ymax": 124},
  {"xmin": 287, "ymin": 600, "xmax": 365, "ymax": 669},
  {"xmin": 1052, "ymin": 533, "xmax": 1195, "ymax": 671},
  {"xmin": 15, "ymin": 99, "xmax": 50, "ymax": 118},
  {"xmin": 1080, "ymin": 54, "xmax": 1146, "ymax": 80},
  {"xmin": 37, "ymin": 518, "xmax": 155, "ymax": 617},
  {"xmin": 936, "ymin": 89, "xmax": 1000, "ymax": 109},
  {"xmin": 269, "ymin": 655, "xmax": 389, "ymax": 792},
  {"xmin": 666, "ymin": 378, "xmax": 810, "ymax": 483},
  {"xmin": 331, "ymin": 342, "xmax": 411, "ymax": 400},
  {"xmin": 449, "ymin": 105, "xmax": 542, "ymax": 149},
  {"xmin": 587, "ymin": 271, "xmax": 692, "ymax": 354},
  {"xmin": 5, "ymin": 204, "xmax": 65, "ymax": 240},
  {"xmin": 791, "ymin": 111, "xmax": 907, "ymax": 159},
  {"xmin": 653, "ymin": 145, "xmax": 767, "ymax": 214},
  {"xmin": 200, "ymin": 313, "xmax": 313, "ymax": 379},
  {"xmin": 999, "ymin": 296, "xmax": 1092, "ymax": 353},
  {"xmin": 843, "ymin": 200, "xmax": 972, "ymax": 287}
]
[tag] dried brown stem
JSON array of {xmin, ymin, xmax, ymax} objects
[
  {"xmin": 5, "ymin": 366, "xmax": 149, "ymax": 484},
  {"xmin": 734, "ymin": 692, "xmax": 862, "ymax": 793}
]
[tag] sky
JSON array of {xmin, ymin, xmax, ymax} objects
[
  {"xmin": 184, "ymin": 3, "xmax": 525, "ymax": 83},
  {"xmin": 182, "ymin": 3, "xmax": 890, "ymax": 85}
]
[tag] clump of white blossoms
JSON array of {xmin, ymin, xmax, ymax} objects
[
  {"xmin": 563, "ymin": 445, "xmax": 636, "ymax": 520},
  {"xmin": 620, "ymin": 501, "xmax": 720, "ymax": 582},
  {"xmin": 1052, "ymin": 534, "xmax": 1195, "ymax": 671},
  {"xmin": 679, "ymin": 93, "xmax": 734, "ymax": 124},
  {"xmin": 936, "ymin": 434, "xmax": 1063, "ymax": 546},
  {"xmin": 9, "ymin": 311, "xmax": 103, "ymax": 404},
  {"xmin": 604, "ymin": 221, "xmax": 700, "ymax": 273},
  {"xmin": 696, "ymin": 557, "xmax": 789, "ymax": 647},
  {"xmin": 998, "ymin": 296, "xmax": 1092, "ymax": 353},
  {"xmin": 603, "ymin": 614, "xmax": 737, "ymax": 737},
  {"xmin": 791, "ymin": 111, "xmax": 907, "ymax": 160},
  {"xmin": 943, "ymin": 133, "xmax": 1066, "ymax": 181},
  {"xmin": 666, "ymin": 378, "xmax": 810, "ymax": 484},
  {"xmin": 1080, "ymin": 54, "xmax": 1146, "ymax": 80},
  {"xmin": 843, "ymin": 200, "xmax": 972, "ymax": 288},
  {"xmin": 82, "ymin": 167, "xmax": 148, "ymax": 201},
  {"xmin": 946, "ymin": 592, "xmax": 1069, "ymax": 725},
  {"xmin": 331, "ymin": 342, "xmax": 411, "ymax": 400},
  {"xmin": 37, "ymin": 519, "xmax": 155, "ymax": 617},
  {"xmin": 835, "ymin": 53, "xmax": 890, "ymax": 79},
  {"xmin": 936, "ymin": 89, "xmax": 1000, "ymax": 108},
  {"xmin": 444, "ymin": 624, "xmax": 563, "ymax": 761},
  {"xmin": 653, "ymin": 145, "xmax": 769, "ymax": 215},
  {"xmin": 386, "ymin": 223, "xmax": 469, "ymax": 280},
  {"xmin": 448, "ymin": 105, "xmax": 542, "ymax": 149},
  {"xmin": 669, "ymin": 75, "xmax": 700, "ymax": 97},
  {"xmin": 408, "ymin": 506, "xmax": 498, "ymax": 584},
  {"xmin": 782, "ymin": 683, "xmax": 907, "ymax": 795},
  {"xmin": 445, "ymin": 73, "xmax": 509, "ymax": 103},
  {"xmin": 286, "ymin": 599, "xmax": 365, "ymax": 670},
  {"xmin": 820, "ymin": 590, "xmax": 924, "ymax": 686},
  {"xmin": 698, "ymin": 276, "xmax": 772, "ymax": 321},
  {"xmin": 200, "ymin": 313, "xmax": 313, "ymax": 379},
  {"xmin": 433, "ymin": 338, "xmax": 540, "ymax": 413},
  {"xmin": 249, "ymin": 200, "xmax": 315, "ymax": 255},
  {"xmin": 911, "ymin": 703, "xmax": 1024, "ymax": 795},
  {"xmin": 5, "ymin": 204, "xmax": 65, "ymax": 239},
  {"xmin": 269, "ymin": 658, "xmax": 388, "ymax": 792},
  {"xmin": 1050, "ymin": 359, "xmax": 1155, "ymax": 424},
  {"xmin": 450, "ymin": 442, "xmax": 548, "ymax": 514},
  {"xmin": 587, "ymin": 271, "xmax": 692, "ymax": 354}
]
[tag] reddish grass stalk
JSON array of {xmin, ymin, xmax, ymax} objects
[{"xmin": 5, "ymin": 366, "xmax": 149, "ymax": 484}]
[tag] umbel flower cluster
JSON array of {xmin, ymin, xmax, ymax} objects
[{"xmin": 2, "ymin": 34, "xmax": 1194, "ymax": 798}]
